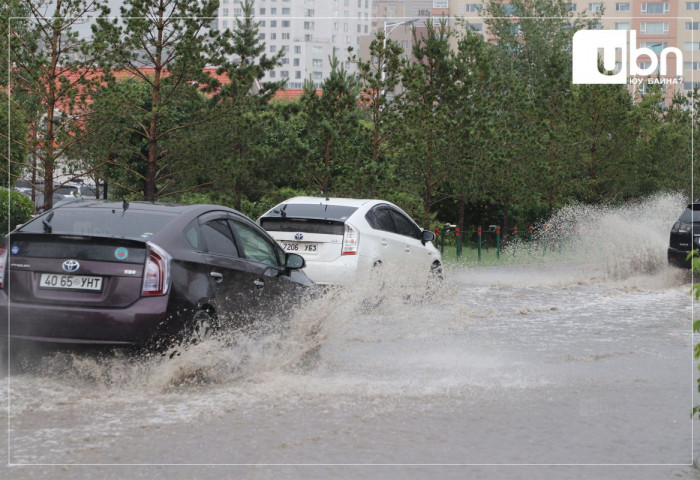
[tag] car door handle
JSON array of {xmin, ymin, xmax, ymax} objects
[
  {"xmin": 381, "ymin": 240, "xmax": 388, "ymax": 247},
  {"xmin": 253, "ymin": 279, "xmax": 265, "ymax": 289},
  {"xmin": 210, "ymin": 272, "xmax": 223, "ymax": 283},
  {"xmin": 405, "ymin": 246, "xmax": 410, "ymax": 252}
]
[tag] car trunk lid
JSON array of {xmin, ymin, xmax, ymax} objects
[{"xmin": 7, "ymin": 233, "xmax": 148, "ymax": 307}]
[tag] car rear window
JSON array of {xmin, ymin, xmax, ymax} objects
[
  {"xmin": 260, "ymin": 218, "xmax": 345, "ymax": 235},
  {"xmin": 262, "ymin": 204, "xmax": 358, "ymax": 222},
  {"xmin": 19, "ymin": 209, "xmax": 175, "ymax": 240},
  {"xmin": 9, "ymin": 236, "xmax": 147, "ymax": 263},
  {"xmin": 680, "ymin": 205, "xmax": 700, "ymax": 224}
]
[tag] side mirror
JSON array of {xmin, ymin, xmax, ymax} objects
[
  {"xmin": 285, "ymin": 252, "xmax": 306, "ymax": 270},
  {"xmin": 421, "ymin": 230, "xmax": 436, "ymax": 245}
]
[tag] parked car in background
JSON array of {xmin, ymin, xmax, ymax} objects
[
  {"xmin": 259, "ymin": 197, "xmax": 442, "ymax": 285},
  {"xmin": 668, "ymin": 201, "xmax": 699, "ymax": 268},
  {"xmin": 0, "ymin": 200, "xmax": 312, "ymax": 350}
]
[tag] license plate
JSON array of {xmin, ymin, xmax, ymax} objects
[
  {"xmin": 39, "ymin": 273, "xmax": 103, "ymax": 291},
  {"xmin": 281, "ymin": 242, "xmax": 319, "ymax": 255}
]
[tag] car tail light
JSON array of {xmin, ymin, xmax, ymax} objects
[
  {"xmin": 142, "ymin": 242, "xmax": 171, "ymax": 296},
  {"xmin": 673, "ymin": 222, "xmax": 692, "ymax": 235},
  {"xmin": 342, "ymin": 223, "xmax": 359, "ymax": 255},
  {"xmin": 0, "ymin": 242, "xmax": 6, "ymax": 289}
]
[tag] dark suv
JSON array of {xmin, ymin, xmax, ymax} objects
[{"xmin": 668, "ymin": 202, "xmax": 700, "ymax": 268}]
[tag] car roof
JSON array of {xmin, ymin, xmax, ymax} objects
[
  {"xmin": 54, "ymin": 199, "xmax": 231, "ymax": 215},
  {"xmin": 277, "ymin": 197, "xmax": 387, "ymax": 208}
]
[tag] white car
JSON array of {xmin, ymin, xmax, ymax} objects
[{"xmin": 258, "ymin": 197, "xmax": 442, "ymax": 285}]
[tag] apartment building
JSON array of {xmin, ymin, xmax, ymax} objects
[
  {"xmin": 359, "ymin": 1, "xmax": 697, "ymax": 99},
  {"xmin": 359, "ymin": 1, "xmax": 454, "ymax": 62},
  {"xmin": 216, "ymin": 0, "xmax": 372, "ymax": 89},
  {"xmin": 450, "ymin": 0, "xmax": 699, "ymax": 94}
]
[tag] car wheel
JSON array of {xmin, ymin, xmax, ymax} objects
[
  {"xmin": 430, "ymin": 261, "xmax": 444, "ymax": 281},
  {"xmin": 189, "ymin": 308, "xmax": 218, "ymax": 344}
]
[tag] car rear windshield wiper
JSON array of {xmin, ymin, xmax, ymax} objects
[{"xmin": 42, "ymin": 211, "xmax": 54, "ymax": 234}]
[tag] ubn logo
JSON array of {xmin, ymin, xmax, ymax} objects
[{"xmin": 572, "ymin": 30, "xmax": 683, "ymax": 84}]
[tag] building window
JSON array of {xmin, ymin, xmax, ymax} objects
[
  {"xmin": 305, "ymin": 34, "xmax": 313, "ymax": 41},
  {"xmin": 566, "ymin": 3, "xmax": 577, "ymax": 11},
  {"xmin": 686, "ymin": 22, "xmax": 700, "ymax": 30},
  {"xmin": 270, "ymin": 45, "xmax": 277, "ymax": 53},
  {"xmin": 312, "ymin": 71, "xmax": 322, "ymax": 79},
  {"xmin": 259, "ymin": 7, "xmax": 265, "ymax": 14},
  {"xmin": 641, "ymin": 2, "xmax": 669, "ymax": 14},
  {"xmin": 282, "ymin": 20, "xmax": 290, "ymax": 27},
  {"xmin": 296, "ymin": 71, "xmax": 302, "ymax": 79},
  {"xmin": 270, "ymin": 32, "xmax": 277, "ymax": 40},
  {"xmin": 684, "ymin": 61, "xmax": 700, "ymax": 70},
  {"xmin": 616, "ymin": 2, "xmax": 630, "ymax": 10},
  {"xmin": 685, "ymin": 42, "xmax": 700, "ymax": 51},
  {"xmin": 468, "ymin": 23, "xmax": 483, "ymax": 32},
  {"xmin": 464, "ymin": 3, "xmax": 481, "ymax": 13},
  {"xmin": 282, "ymin": 33, "xmax": 290, "ymax": 40},
  {"xmin": 293, "ymin": 58, "xmax": 300, "ymax": 66},
  {"xmin": 306, "ymin": 9, "xmax": 315, "ymax": 16},
  {"xmin": 270, "ymin": 7, "xmax": 277, "ymax": 14},
  {"xmin": 270, "ymin": 20, "xmax": 277, "ymax": 27},
  {"xmin": 282, "ymin": 7, "xmax": 290, "ymax": 14},
  {"xmin": 312, "ymin": 58, "xmax": 323, "ymax": 67},
  {"xmin": 281, "ymin": 57, "xmax": 288, "ymax": 64},
  {"xmin": 684, "ymin": 81, "xmax": 700, "ymax": 90},
  {"xmin": 294, "ymin": 45, "xmax": 302, "ymax": 54},
  {"xmin": 281, "ymin": 71, "xmax": 289, "ymax": 78},
  {"xmin": 258, "ymin": 33, "xmax": 265, "ymax": 40},
  {"xmin": 304, "ymin": 21, "xmax": 314, "ymax": 30},
  {"xmin": 687, "ymin": 2, "xmax": 700, "ymax": 10},
  {"xmin": 234, "ymin": 8, "xmax": 242, "ymax": 15},
  {"xmin": 615, "ymin": 22, "xmax": 630, "ymax": 30},
  {"xmin": 503, "ymin": 4, "xmax": 517, "ymax": 15},
  {"xmin": 588, "ymin": 2, "xmax": 602, "ymax": 12},
  {"xmin": 640, "ymin": 22, "xmax": 669, "ymax": 34},
  {"xmin": 641, "ymin": 41, "xmax": 667, "ymax": 51},
  {"xmin": 270, "ymin": 71, "xmax": 276, "ymax": 78},
  {"xmin": 433, "ymin": 0, "xmax": 448, "ymax": 7},
  {"xmin": 638, "ymin": 61, "xmax": 659, "ymax": 73}
]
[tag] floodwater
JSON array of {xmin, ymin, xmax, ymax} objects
[{"xmin": 2, "ymin": 193, "xmax": 699, "ymax": 480}]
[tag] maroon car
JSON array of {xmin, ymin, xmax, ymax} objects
[{"xmin": 0, "ymin": 200, "xmax": 311, "ymax": 350}]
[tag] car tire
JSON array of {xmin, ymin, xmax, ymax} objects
[
  {"xmin": 189, "ymin": 308, "xmax": 218, "ymax": 344},
  {"xmin": 430, "ymin": 261, "xmax": 444, "ymax": 281}
]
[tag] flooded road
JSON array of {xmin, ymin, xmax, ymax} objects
[{"xmin": 2, "ymin": 194, "xmax": 699, "ymax": 479}]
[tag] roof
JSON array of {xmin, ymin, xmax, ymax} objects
[
  {"xmin": 279, "ymin": 197, "xmax": 382, "ymax": 208},
  {"xmin": 56, "ymin": 199, "xmax": 231, "ymax": 216}
]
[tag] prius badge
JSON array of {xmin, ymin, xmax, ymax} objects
[{"xmin": 62, "ymin": 260, "xmax": 80, "ymax": 272}]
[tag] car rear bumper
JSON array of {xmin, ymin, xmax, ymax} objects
[
  {"xmin": 302, "ymin": 255, "xmax": 366, "ymax": 285},
  {"xmin": 0, "ymin": 291, "xmax": 171, "ymax": 346},
  {"xmin": 668, "ymin": 247, "xmax": 692, "ymax": 268}
]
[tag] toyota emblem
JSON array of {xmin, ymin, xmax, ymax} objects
[
  {"xmin": 62, "ymin": 260, "xmax": 80, "ymax": 273},
  {"xmin": 294, "ymin": 233, "xmax": 304, "ymax": 241}
]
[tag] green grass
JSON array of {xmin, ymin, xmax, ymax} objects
[{"xmin": 439, "ymin": 243, "xmax": 567, "ymax": 267}]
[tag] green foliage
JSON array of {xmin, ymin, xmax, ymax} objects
[
  {"xmin": 0, "ymin": 189, "xmax": 34, "ymax": 236},
  {"xmin": 8, "ymin": 0, "xmax": 112, "ymax": 209},
  {"xmin": 4, "ymin": 0, "xmax": 696, "ymax": 235}
]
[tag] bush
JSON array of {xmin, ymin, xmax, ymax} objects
[{"xmin": 0, "ymin": 189, "xmax": 34, "ymax": 236}]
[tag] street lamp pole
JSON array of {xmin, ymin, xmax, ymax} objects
[{"xmin": 381, "ymin": 18, "xmax": 419, "ymax": 82}]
